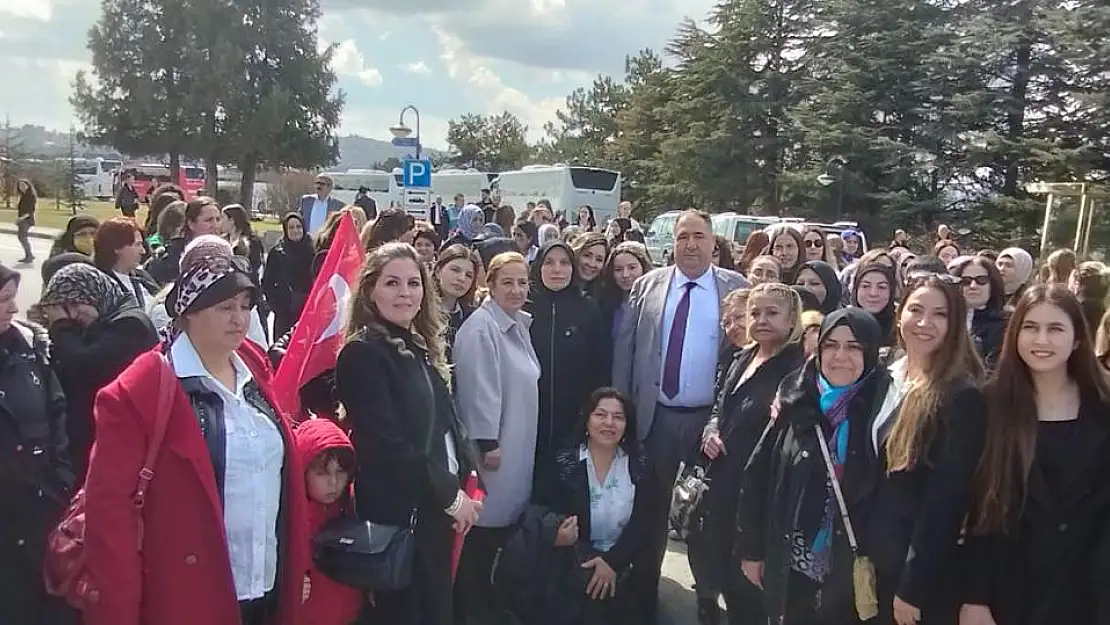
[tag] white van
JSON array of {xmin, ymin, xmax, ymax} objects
[
  {"xmin": 492, "ymin": 164, "xmax": 621, "ymax": 223},
  {"xmin": 325, "ymin": 169, "xmax": 401, "ymax": 209},
  {"xmin": 429, "ymin": 168, "xmax": 495, "ymax": 205}
]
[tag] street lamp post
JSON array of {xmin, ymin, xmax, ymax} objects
[
  {"xmin": 389, "ymin": 105, "xmax": 422, "ymax": 159},
  {"xmin": 817, "ymin": 156, "xmax": 848, "ymax": 219}
]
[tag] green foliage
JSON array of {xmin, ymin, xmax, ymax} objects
[
  {"xmin": 73, "ymin": 0, "xmax": 343, "ymax": 207},
  {"xmin": 445, "ymin": 112, "xmax": 531, "ymax": 172}
]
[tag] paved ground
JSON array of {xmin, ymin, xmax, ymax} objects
[{"xmin": 0, "ymin": 225, "xmax": 703, "ymax": 625}]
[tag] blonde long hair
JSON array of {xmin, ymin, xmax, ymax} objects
[{"xmin": 342, "ymin": 242, "xmax": 450, "ymax": 383}]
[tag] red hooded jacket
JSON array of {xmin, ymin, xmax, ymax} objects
[{"xmin": 295, "ymin": 418, "xmax": 364, "ymax": 625}]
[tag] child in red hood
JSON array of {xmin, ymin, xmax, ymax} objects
[{"xmin": 296, "ymin": 418, "xmax": 364, "ymax": 625}]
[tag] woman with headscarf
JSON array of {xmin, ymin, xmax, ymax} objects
[
  {"xmin": 444, "ymin": 204, "xmax": 486, "ymax": 249},
  {"xmin": 48, "ymin": 214, "xmax": 99, "ymax": 259},
  {"xmin": 526, "ymin": 241, "xmax": 609, "ymax": 475},
  {"xmin": 80, "ymin": 234, "xmax": 308, "ymax": 625},
  {"xmin": 263, "ymin": 213, "xmax": 315, "ymax": 340},
  {"xmin": 792, "ymin": 285, "xmax": 823, "ymax": 314},
  {"xmin": 795, "ymin": 260, "xmax": 843, "ymax": 315},
  {"xmin": 0, "ymin": 266, "xmax": 79, "ymax": 625},
  {"xmin": 737, "ymin": 308, "xmax": 891, "ymax": 625},
  {"xmin": 38, "ymin": 262, "xmax": 158, "ymax": 481},
  {"xmin": 840, "ymin": 229, "xmax": 864, "ymax": 264},
  {"xmin": 538, "ymin": 223, "xmax": 561, "ymax": 247},
  {"xmin": 850, "ymin": 263, "xmax": 898, "ymax": 366},
  {"xmin": 996, "ymin": 247, "xmax": 1034, "ymax": 309}
]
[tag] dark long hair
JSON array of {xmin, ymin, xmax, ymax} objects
[
  {"xmin": 972, "ymin": 285, "xmax": 1110, "ymax": 533},
  {"xmin": 949, "ymin": 255, "xmax": 1005, "ymax": 311},
  {"xmin": 736, "ymin": 230, "xmax": 770, "ymax": 274}
]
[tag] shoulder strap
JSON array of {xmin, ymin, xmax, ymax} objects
[
  {"xmin": 813, "ymin": 423, "xmax": 859, "ymax": 554},
  {"xmin": 132, "ymin": 360, "xmax": 177, "ymax": 511}
]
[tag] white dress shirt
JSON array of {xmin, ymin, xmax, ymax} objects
[
  {"xmin": 582, "ymin": 445, "xmax": 635, "ymax": 552},
  {"xmin": 114, "ymin": 270, "xmax": 138, "ymax": 300},
  {"xmin": 657, "ymin": 266, "xmax": 720, "ymax": 407},
  {"xmin": 171, "ymin": 333, "xmax": 284, "ymax": 601},
  {"xmin": 872, "ymin": 357, "xmax": 908, "ymax": 453},
  {"xmin": 308, "ymin": 196, "xmax": 329, "ymax": 234}
]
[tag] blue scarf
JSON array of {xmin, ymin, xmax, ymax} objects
[{"xmin": 806, "ymin": 374, "xmax": 859, "ymax": 581}]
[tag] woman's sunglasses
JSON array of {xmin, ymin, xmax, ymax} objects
[
  {"xmin": 958, "ymin": 275, "xmax": 990, "ymax": 287},
  {"xmin": 906, "ymin": 271, "xmax": 962, "ymax": 289},
  {"xmin": 804, "ymin": 239, "xmax": 824, "ymax": 249}
]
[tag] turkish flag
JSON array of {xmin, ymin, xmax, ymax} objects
[{"xmin": 272, "ymin": 212, "xmax": 365, "ymax": 418}]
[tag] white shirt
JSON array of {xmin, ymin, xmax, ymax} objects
[
  {"xmin": 114, "ymin": 270, "xmax": 138, "ymax": 299},
  {"xmin": 171, "ymin": 333, "xmax": 284, "ymax": 601},
  {"xmin": 657, "ymin": 266, "xmax": 720, "ymax": 407},
  {"xmin": 582, "ymin": 445, "xmax": 635, "ymax": 552},
  {"xmin": 872, "ymin": 357, "xmax": 909, "ymax": 453},
  {"xmin": 308, "ymin": 196, "xmax": 329, "ymax": 234}
]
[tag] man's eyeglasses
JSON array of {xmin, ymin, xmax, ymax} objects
[
  {"xmin": 804, "ymin": 239, "xmax": 824, "ymax": 249},
  {"xmin": 958, "ymin": 275, "xmax": 990, "ymax": 287}
]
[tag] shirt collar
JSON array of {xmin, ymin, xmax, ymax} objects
[
  {"xmin": 170, "ymin": 332, "xmax": 253, "ymax": 397},
  {"xmin": 671, "ymin": 266, "xmax": 715, "ymax": 291},
  {"xmin": 579, "ymin": 443, "xmax": 628, "ymax": 462}
]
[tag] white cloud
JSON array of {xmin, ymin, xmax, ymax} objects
[
  {"xmin": 330, "ymin": 39, "xmax": 383, "ymax": 86},
  {"xmin": 433, "ymin": 26, "xmax": 563, "ymax": 141},
  {"xmin": 401, "ymin": 60, "xmax": 431, "ymax": 75},
  {"xmin": 0, "ymin": 0, "xmax": 53, "ymax": 21}
]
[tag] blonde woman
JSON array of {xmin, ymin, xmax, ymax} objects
[
  {"xmin": 335, "ymin": 242, "xmax": 481, "ymax": 625},
  {"xmin": 690, "ymin": 283, "xmax": 806, "ymax": 623},
  {"xmin": 453, "ymin": 252, "xmax": 541, "ymax": 622}
]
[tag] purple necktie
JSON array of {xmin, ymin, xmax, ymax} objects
[{"xmin": 662, "ymin": 281, "xmax": 696, "ymax": 399}]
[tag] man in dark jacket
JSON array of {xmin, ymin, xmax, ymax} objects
[
  {"xmin": 353, "ymin": 187, "xmax": 378, "ymax": 219},
  {"xmin": 115, "ymin": 173, "xmax": 140, "ymax": 217}
]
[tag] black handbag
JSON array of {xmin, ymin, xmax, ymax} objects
[
  {"xmin": 312, "ymin": 359, "xmax": 444, "ymax": 591},
  {"xmin": 312, "ymin": 513, "xmax": 417, "ymax": 591}
]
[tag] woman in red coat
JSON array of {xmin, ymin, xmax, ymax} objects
[{"xmin": 81, "ymin": 235, "xmax": 308, "ymax": 625}]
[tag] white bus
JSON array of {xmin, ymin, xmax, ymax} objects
[
  {"xmin": 71, "ymin": 157, "xmax": 122, "ymax": 200},
  {"xmin": 430, "ymin": 168, "xmax": 495, "ymax": 204},
  {"xmin": 324, "ymin": 169, "xmax": 402, "ymax": 209},
  {"xmin": 492, "ymin": 164, "xmax": 622, "ymax": 223}
]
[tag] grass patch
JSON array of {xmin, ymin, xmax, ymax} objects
[{"xmin": 0, "ymin": 198, "xmax": 282, "ymax": 233}]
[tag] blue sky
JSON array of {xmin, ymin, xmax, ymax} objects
[{"xmin": 0, "ymin": 0, "xmax": 715, "ymax": 150}]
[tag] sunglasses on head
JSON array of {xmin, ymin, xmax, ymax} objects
[
  {"xmin": 804, "ymin": 239, "xmax": 824, "ymax": 248},
  {"xmin": 907, "ymin": 271, "xmax": 961, "ymax": 289}
]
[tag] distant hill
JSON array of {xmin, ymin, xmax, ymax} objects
[
  {"xmin": 336, "ymin": 134, "xmax": 444, "ymax": 170},
  {"xmin": 5, "ymin": 124, "xmax": 439, "ymax": 170}
]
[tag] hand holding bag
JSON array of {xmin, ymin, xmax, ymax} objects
[{"xmin": 813, "ymin": 423, "xmax": 879, "ymax": 621}]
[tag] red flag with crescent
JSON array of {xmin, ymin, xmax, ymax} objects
[{"xmin": 272, "ymin": 212, "xmax": 365, "ymax": 418}]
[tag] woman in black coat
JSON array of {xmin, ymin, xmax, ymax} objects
[
  {"xmin": 525, "ymin": 241, "xmax": 608, "ymax": 476},
  {"xmin": 961, "ymin": 285, "xmax": 1110, "ymax": 625},
  {"xmin": 533, "ymin": 387, "xmax": 659, "ymax": 625},
  {"xmin": 37, "ymin": 262, "xmax": 158, "ymax": 482},
  {"xmin": 263, "ymin": 213, "xmax": 315, "ymax": 339},
  {"xmin": 335, "ymin": 242, "xmax": 481, "ymax": 625},
  {"xmin": 690, "ymin": 282, "xmax": 806, "ymax": 625},
  {"xmin": 0, "ymin": 267, "xmax": 78, "ymax": 625},
  {"xmin": 738, "ymin": 308, "xmax": 890, "ymax": 625},
  {"xmin": 949, "ymin": 256, "xmax": 1008, "ymax": 369},
  {"xmin": 865, "ymin": 274, "xmax": 986, "ymax": 625}
]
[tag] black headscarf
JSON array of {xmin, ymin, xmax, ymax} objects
[
  {"xmin": 800, "ymin": 260, "xmax": 842, "ymax": 314},
  {"xmin": 817, "ymin": 307, "xmax": 882, "ymax": 377},
  {"xmin": 792, "ymin": 285, "xmax": 822, "ymax": 313},
  {"xmin": 529, "ymin": 240, "xmax": 578, "ymax": 299},
  {"xmin": 280, "ymin": 213, "xmax": 315, "ymax": 264},
  {"xmin": 850, "ymin": 263, "xmax": 897, "ymax": 343}
]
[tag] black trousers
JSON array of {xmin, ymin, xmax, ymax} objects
[
  {"xmin": 239, "ymin": 591, "xmax": 276, "ymax": 625},
  {"xmin": 15, "ymin": 215, "xmax": 33, "ymax": 259},
  {"xmin": 454, "ymin": 525, "xmax": 512, "ymax": 625}
]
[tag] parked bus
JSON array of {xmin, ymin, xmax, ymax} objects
[
  {"xmin": 71, "ymin": 157, "xmax": 123, "ymax": 200},
  {"xmin": 324, "ymin": 169, "xmax": 402, "ymax": 209},
  {"xmin": 117, "ymin": 163, "xmax": 206, "ymax": 202},
  {"xmin": 428, "ymin": 168, "xmax": 491, "ymax": 204},
  {"xmin": 492, "ymin": 164, "xmax": 622, "ymax": 223}
]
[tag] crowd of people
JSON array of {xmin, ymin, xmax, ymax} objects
[{"xmin": 2, "ymin": 174, "xmax": 1109, "ymax": 625}]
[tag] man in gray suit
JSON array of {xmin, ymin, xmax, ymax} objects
[
  {"xmin": 611, "ymin": 209, "xmax": 748, "ymax": 623},
  {"xmin": 299, "ymin": 174, "xmax": 345, "ymax": 235}
]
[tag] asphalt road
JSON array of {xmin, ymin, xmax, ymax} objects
[
  {"xmin": 0, "ymin": 228, "xmax": 703, "ymax": 624},
  {"xmin": 0, "ymin": 232, "xmax": 52, "ymax": 313}
]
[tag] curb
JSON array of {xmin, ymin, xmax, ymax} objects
[{"xmin": 0, "ymin": 223, "xmax": 61, "ymax": 241}]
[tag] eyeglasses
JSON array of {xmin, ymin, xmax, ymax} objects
[
  {"xmin": 804, "ymin": 239, "xmax": 824, "ymax": 249},
  {"xmin": 907, "ymin": 271, "xmax": 961, "ymax": 289},
  {"xmin": 958, "ymin": 275, "xmax": 990, "ymax": 287}
]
